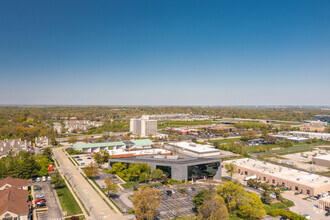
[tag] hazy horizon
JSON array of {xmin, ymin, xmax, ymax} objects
[{"xmin": 1, "ymin": 1, "xmax": 330, "ymax": 106}]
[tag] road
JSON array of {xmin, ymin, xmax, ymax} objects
[
  {"xmin": 282, "ymin": 192, "xmax": 329, "ymax": 220},
  {"xmin": 52, "ymin": 146, "xmax": 126, "ymax": 220}
]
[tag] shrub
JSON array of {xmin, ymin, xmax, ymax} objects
[{"xmin": 268, "ymin": 209, "xmax": 307, "ymax": 220}]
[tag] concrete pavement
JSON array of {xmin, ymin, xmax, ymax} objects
[{"xmin": 53, "ymin": 146, "xmax": 126, "ymax": 220}]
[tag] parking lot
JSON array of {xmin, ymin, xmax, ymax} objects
[
  {"xmin": 33, "ymin": 181, "xmax": 63, "ymax": 220},
  {"xmin": 72, "ymin": 154, "xmax": 94, "ymax": 167},
  {"xmin": 155, "ymin": 185, "xmax": 203, "ymax": 220}
]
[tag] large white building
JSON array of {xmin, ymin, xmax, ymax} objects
[
  {"xmin": 130, "ymin": 115, "xmax": 157, "ymax": 137},
  {"xmin": 164, "ymin": 142, "xmax": 236, "ymax": 158}
]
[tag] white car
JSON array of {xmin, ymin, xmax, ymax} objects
[
  {"xmin": 35, "ymin": 194, "xmax": 44, "ymax": 199},
  {"xmin": 47, "ymin": 176, "xmax": 51, "ymax": 181},
  {"xmin": 42, "ymin": 176, "xmax": 46, "ymax": 182},
  {"xmin": 36, "ymin": 177, "xmax": 41, "ymax": 182}
]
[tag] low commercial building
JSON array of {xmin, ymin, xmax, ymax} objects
[
  {"xmin": 164, "ymin": 142, "xmax": 235, "ymax": 158},
  {"xmin": 289, "ymin": 131, "xmax": 330, "ymax": 141},
  {"xmin": 313, "ymin": 155, "xmax": 330, "ymax": 168},
  {"xmin": 72, "ymin": 139, "xmax": 154, "ymax": 153},
  {"xmin": 300, "ymin": 123, "xmax": 325, "ymax": 132},
  {"xmin": 224, "ymin": 158, "xmax": 330, "ymax": 196},
  {"xmin": 108, "ymin": 155, "xmax": 222, "ymax": 182},
  {"xmin": 0, "ymin": 187, "xmax": 31, "ymax": 220},
  {"xmin": 0, "ymin": 177, "xmax": 29, "ymax": 191},
  {"xmin": 273, "ymin": 134, "xmax": 308, "ymax": 143},
  {"xmin": 165, "ymin": 127, "xmax": 201, "ymax": 135},
  {"xmin": 319, "ymin": 197, "xmax": 330, "ymax": 212}
]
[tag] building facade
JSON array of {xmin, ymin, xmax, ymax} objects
[
  {"xmin": 109, "ymin": 155, "xmax": 222, "ymax": 182},
  {"xmin": 224, "ymin": 158, "xmax": 330, "ymax": 196},
  {"xmin": 130, "ymin": 116, "xmax": 157, "ymax": 137},
  {"xmin": 312, "ymin": 155, "xmax": 330, "ymax": 168}
]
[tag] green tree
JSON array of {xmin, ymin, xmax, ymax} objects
[
  {"xmin": 84, "ymin": 163, "xmax": 99, "ymax": 178},
  {"xmin": 216, "ymin": 181, "xmax": 246, "ymax": 213},
  {"xmin": 192, "ymin": 188, "xmax": 213, "ymax": 208},
  {"xmin": 151, "ymin": 169, "xmax": 163, "ymax": 180},
  {"xmin": 51, "ymin": 174, "xmax": 65, "ymax": 189},
  {"xmin": 68, "ymin": 137, "xmax": 78, "ymax": 144},
  {"xmin": 132, "ymin": 186, "xmax": 161, "ymax": 220},
  {"xmin": 261, "ymin": 190, "xmax": 272, "ymax": 205},
  {"xmin": 43, "ymin": 147, "xmax": 53, "ymax": 161},
  {"xmin": 198, "ymin": 194, "xmax": 229, "ymax": 220},
  {"xmin": 104, "ymin": 177, "xmax": 118, "ymax": 196},
  {"xmin": 238, "ymin": 192, "xmax": 266, "ymax": 219},
  {"xmin": 241, "ymin": 130, "xmax": 258, "ymax": 141},
  {"xmin": 225, "ymin": 163, "xmax": 237, "ymax": 179},
  {"xmin": 191, "ymin": 138, "xmax": 198, "ymax": 143}
]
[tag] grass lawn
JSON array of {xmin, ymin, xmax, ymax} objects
[
  {"xmin": 55, "ymin": 183, "xmax": 83, "ymax": 216},
  {"xmin": 264, "ymin": 199, "xmax": 294, "ymax": 213},
  {"xmin": 121, "ymin": 181, "xmax": 140, "ymax": 189}
]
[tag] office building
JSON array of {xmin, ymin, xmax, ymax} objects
[
  {"xmin": 130, "ymin": 115, "xmax": 157, "ymax": 137},
  {"xmin": 224, "ymin": 158, "xmax": 330, "ymax": 196},
  {"xmin": 165, "ymin": 142, "xmax": 236, "ymax": 158},
  {"xmin": 109, "ymin": 155, "xmax": 221, "ymax": 182}
]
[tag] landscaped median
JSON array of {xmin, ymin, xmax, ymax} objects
[{"xmin": 52, "ymin": 174, "xmax": 83, "ymax": 217}]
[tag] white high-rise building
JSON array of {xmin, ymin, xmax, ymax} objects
[{"xmin": 130, "ymin": 116, "xmax": 157, "ymax": 137}]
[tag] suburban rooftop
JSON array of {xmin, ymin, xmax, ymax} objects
[
  {"xmin": 229, "ymin": 158, "xmax": 330, "ymax": 187},
  {"xmin": 167, "ymin": 142, "xmax": 220, "ymax": 153}
]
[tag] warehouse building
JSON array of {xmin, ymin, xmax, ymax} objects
[
  {"xmin": 312, "ymin": 154, "xmax": 330, "ymax": 168},
  {"xmin": 108, "ymin": 155, "xmax": 221, "ymax": 182},
  {"xmin": 319, "ymin": 197, "xmax": 330, "ymax": 212},
  {"xmin": 224, "ymin": 158, "xmax": 330, "ymax": 196}
]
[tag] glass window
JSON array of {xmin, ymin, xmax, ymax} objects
[
  {"xmin": 156, "ymin": 165, "xmax": 172, "ymax": 178},
  {"xmin": 188, "ymin": 162, "xmax": 220, "ymax": 180},
  {"xmin": 263, "ymin": 177, "xmax": 266, "ymax": 181},
  {"xmin": 307, "ymin": 190, "xmax": 310, "ymax": 195},
  {"xmin": 272, "ymin": 179, "xmax": 275, "ymax": 184}
]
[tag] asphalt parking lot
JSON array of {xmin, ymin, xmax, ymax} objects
[
  {"xmin": 156, "ymin": 185, "xmax": 203, "ymax": 220},
  {"xmin": 72, "ymin": 154, "xmax": 94, "ymax": 166},
  {"xmin": 33, "ymin": 182, "xmax": 63, "ymax": 220}
]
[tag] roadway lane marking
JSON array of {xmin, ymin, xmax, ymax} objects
[{"xmin": 55, "ymin": 148, "xmax": 112, "ymax": 220}]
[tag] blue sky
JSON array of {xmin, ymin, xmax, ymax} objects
[{"xmin": 1, "ymin": 0, "xmax": 329, "ymax": 105}]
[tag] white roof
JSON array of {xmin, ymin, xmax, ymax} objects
[
  {"xmin": 229, "ymin": 158, "xmax": 330, "ymax": 187},
  {"xmin": 313, "ymin": 154, "xmax": 330, "ymax": 161},
  {"xmin": 168, "ymin": 142, "xmax": 220, "ymax": 153}
]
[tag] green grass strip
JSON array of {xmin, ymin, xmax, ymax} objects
[{"xmin": 54, "ymin": 178, "xmax": 83, "ymax": 216}]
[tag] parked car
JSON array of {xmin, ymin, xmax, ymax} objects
[
  {"xmin": 47, "ymin": 176, "xmax": 51, "ymax": 181},
  {"xmin": 87, "ymin": 157, "xmax": 92, "ymax": 159},
  {"xmin": 42, "ymin": 176, "xmax": 46, "ymax": 182},
  {"xmin": 35, "ymin": 194, "xmax": 44, "ymax": 199},
  {"xmin": 34, "ymin": 186, "xmax": 42, "ymax": 190},
  {"xmin": 77, "ymin": 159, "xmax": 82, "ymax": 161},
  {"xmin": 302, "ymin": 214, "xmax": 310, "ymax": 219},
  {"xmin": 36, "ymin": 177, "xmax": 41, "ymax": 182},
  {"xmin": 154, "ymin": 185, "xmax": 160, "ymax": 189},
  {"xmin": 325, "ymin": 212, "xmax": 330, "ymax": 216},
  {"xmin": 35, "ymin": 199, "xmax": 46, "ymax": 204},
  {"xmin": 294, "ymin": 192, "xmax": 299, "ymax": 195}
]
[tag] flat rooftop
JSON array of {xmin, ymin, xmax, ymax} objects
[
  {"xmin": 313, "ymin": 154, "xmax": 330, "ymax": 161},
  {"xmin": 72, "ymin": 139, "xmax": 154, "ymax": 149},
  {"xmin": 167, "ymin": 142, "xmax": 220, "ymax": 153},
  {"xmin": 109, "ymin": 155, "xmax": 220, "ymax": 165},
  {"xmin": 229, "ymin": 158, "xmax": 330, "ymax": 187}
]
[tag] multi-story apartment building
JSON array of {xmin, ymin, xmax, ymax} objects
[{"xmin": 130, "ymin": 115, "xmax": 157, "ymax": 137}]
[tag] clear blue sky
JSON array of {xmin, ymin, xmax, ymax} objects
[{"xmin": 1, "ymin": 0, "xmax": 329, "ymax": 105}]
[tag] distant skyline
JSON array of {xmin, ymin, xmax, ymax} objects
[{"xmin": 1, "ymin": 0, "xmax": 330, "ymax": 105}]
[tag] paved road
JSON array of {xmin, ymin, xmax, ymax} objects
[
  {"xmin": 53, "ymin": 146, "xmax": 126, "ymax": 220},
  {"xmin": 282, "ymin": 192, "xmax": 329, "ymax": 220}
]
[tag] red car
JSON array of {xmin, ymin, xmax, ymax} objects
[{"xmin": 35, "ymin": 199, "xmax": 46, "ymax": 204}]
